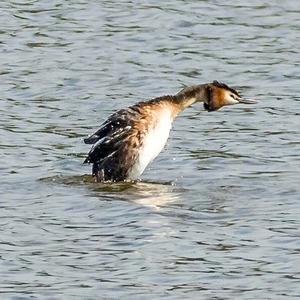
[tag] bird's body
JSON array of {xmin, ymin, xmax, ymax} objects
[
  {"xmin": 84, "ymin": 97, "xmax": 179, "ymax": 181},
  {"xmin": 84, "ymin": 81, "xmax": 256, "ymax": 182},
  {"xmin": 126, "ymin": 105, "xmax": 173, "ymax": 180}
]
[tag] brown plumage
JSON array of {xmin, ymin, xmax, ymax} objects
[{"xmin": 84, "ymin": 81, "xmax": 256, "ymax": 182}]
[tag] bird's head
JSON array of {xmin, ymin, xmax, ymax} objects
[{"xmin": 203, "ymin": 81, "xmax": 257, "ymax": 112}]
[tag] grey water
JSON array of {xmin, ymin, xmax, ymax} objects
[{"xmin": 1, "ymin": 1, "xmax": 300, "ymax": 299}]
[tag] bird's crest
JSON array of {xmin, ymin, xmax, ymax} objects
[{"xmin": 212, "ymin": 80, "xmax": 241, "ymax": 97}]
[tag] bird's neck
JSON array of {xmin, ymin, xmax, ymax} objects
[{"xmin": 172, "ymin": 84, "xmax": 208, "ymax": 111}]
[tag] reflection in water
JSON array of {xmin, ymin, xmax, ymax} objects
[
  {"xmin": 41, "ymin": 175, "xmax": 183, "ymax": 209},
  {"xmin": 130, "ymin": 184, "xmax": 182, "ymax": 209}
]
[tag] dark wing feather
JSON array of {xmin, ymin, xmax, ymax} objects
[
  {"xmin": 84, "ymin": 125, "xmax": 131, "ymax": 164},
  {"xmin": 83, "ymin": 106, "xmax": 142, "ymax": 164},
  {"xmin": 84, "ymin": 109, "xmax": 129, "ymax": 144}
]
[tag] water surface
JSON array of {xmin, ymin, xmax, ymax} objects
[{"xmin": 1, "ymin": 1, "xmax": 300, "ymax": 299}]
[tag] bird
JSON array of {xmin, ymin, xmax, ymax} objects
[{"xmin": 84, "ymin": 81, "xmax": 256, "ymax": 182}]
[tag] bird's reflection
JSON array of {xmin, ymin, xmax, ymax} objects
[{"xmin": 41, "ymin": 174, "xmax": 183, "ymax": 209}]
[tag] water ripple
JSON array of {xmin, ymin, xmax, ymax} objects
[{"xmin": 1, "ymin": 1, "xmax": 300, "ymax": 299}]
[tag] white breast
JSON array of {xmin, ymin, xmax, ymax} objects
[{"xmin": 128, "ymin": 110, "xmax": 173, "ymax": 180}]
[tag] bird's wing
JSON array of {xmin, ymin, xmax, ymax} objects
[
  {"xmin": 85, "ymin": 109, "xmax": 127, "ymax": 144},
  {"xmin": 83, "ymin": 106, "xmax": 143, "ymax": 164}
]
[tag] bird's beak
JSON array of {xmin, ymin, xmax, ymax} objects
[{"xmin": 238, "ymin": 97, "xmax": 257, "ymax": 104}]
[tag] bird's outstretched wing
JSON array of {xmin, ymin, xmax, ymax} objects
[
  {"xmin": 83, "ymin": 106, "xmax": 143, "ymax": 164},
  {"xmin": 84, "ymin": 109, "xmax": 131, "ymax": 144}
]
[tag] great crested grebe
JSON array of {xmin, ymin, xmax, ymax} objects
[{"xmin": 84, "ymin": 81, "xmax": 256, "ymax": 182}]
